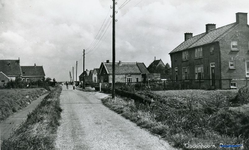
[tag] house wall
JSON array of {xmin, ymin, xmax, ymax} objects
[
  {"xmin": 108, "ymin": 74, "xmax": 142, "ymax": 83},
  {"xmin": 23, "ymin": 77, "xmax": 44, "ymax": 82},
  {"xmin": 0, "ymin": 73, "xmax": 9, "ymax": 87},
  {"xmin": 219, "ymin": 24, "xmax": 249, "ymax": 89},
  {"xmin": 92, "ymin": 73, "xmax": 98, "ymax": 83},
  {"xmin": 170, "ymin": 42, "xmax": 221, "ymax": 89}
]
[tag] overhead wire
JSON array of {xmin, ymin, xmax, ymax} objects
[{"xmin": 86, "ymin": 9, "xmax": 112, "ymax": 52}]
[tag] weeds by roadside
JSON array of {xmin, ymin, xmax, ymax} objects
[
  {"xmin": 102, "ymin": 89, "xmax": 248, "ymax": 150},
  {"xmin": 1, "ymin": 86, "xmax": 62, "ymax": 150},
  {"xmin": 0, "ymin": 88, "xmax": 47, "ymax": 121}
]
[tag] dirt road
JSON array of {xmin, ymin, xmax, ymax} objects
[{"xmin": 55, "ymin": 86, "xmax": 176, "ymax": 150}]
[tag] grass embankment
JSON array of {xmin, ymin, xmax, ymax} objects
[
  {"xmin": 0, "ymin": 88, "xmax": 47, "ymax": 121},
  {"xmin": 102, "ymin": 89, "xmax": 248, "ymax": 150},
  {"xmin": 1, "ymin": 86, "xmax": 62, "ymax": 150}
]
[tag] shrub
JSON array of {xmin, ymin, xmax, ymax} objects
[{"xmin": 231, "ymin": 86, "xmax": 249, "ymax": 105}]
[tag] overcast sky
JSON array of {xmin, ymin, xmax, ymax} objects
[{"xmin": 0, "ymin": 0, "xmax": 249, "ymax": 81}]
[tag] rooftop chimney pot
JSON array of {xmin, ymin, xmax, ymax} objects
[
  {"xmin": 236, "ymin": 12, "xmax": 247, "ymax": 24},
  {"xmin": 184, "ymin": 33, "xmax": 193, "ymax": 41},
  {"xmin": 206, "ymin": 24, "xmax": 216, "ymax": 33}
]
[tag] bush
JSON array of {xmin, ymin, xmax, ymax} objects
[{"xmin": 231, "ymin": 86, "xmax": 249, "ymax": 105}]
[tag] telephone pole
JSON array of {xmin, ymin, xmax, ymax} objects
[
  {"xmin": 83, "ymin": 49, "xmax": 86, "ymax": 89},
  {"xmin": 83, "ymin": 49, "xmax": 85, "ymax": 72},
  {"xmin": 76, "ymin": 61, "xmax": 78, "ymax": 82},
  {"xmin": 112, "ymin": 0, "xmax": 116, "ymax": 99},
  {"xmin": 72, "ymin": 67, "xmax": 74, "ymax": 82}
]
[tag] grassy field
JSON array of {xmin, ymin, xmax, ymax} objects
[
  {"xmin": 1, "ymin": 86, "xmax": 62, "ymax": 150},
  {"xmin": 0, "ymin": 88, "xmax": 47, "ymax": 121},
  {"xmin": 102, "ymin": 89, "xmax": 248, "ymax": 150}
]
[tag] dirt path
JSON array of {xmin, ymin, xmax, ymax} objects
[
  {"xmin": 55, "ymin": 86, "xmax": 176, "ymax": 150},
  {"xmin": 0, "ymin": 93, "xmax": 48, "ymax": 141}
]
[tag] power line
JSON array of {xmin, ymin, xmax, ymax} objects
[
  {"xmin": 86, "ymin": 19, "xmax": 112, "ymax": 55},
  {"xmin": 86, "ymin": 9, "xmax": 112, "ymax": 52},
  {"xmin": 119, "ymin": 0, "xmax": 131, "ymax": 9}
]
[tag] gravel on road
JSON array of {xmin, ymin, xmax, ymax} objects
[{"xmin": 55, "ymin": 86, "xmax": 176, "ymax": 150}]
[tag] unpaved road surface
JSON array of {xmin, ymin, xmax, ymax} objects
[
  {"xmin": 55, "ymin": 86, "xmax": 176, "ymax": 150},
  {"xmin": 0, "ymin": 93, "xmax": 48, "ymax": 140}
]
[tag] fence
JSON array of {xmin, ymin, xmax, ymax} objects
[{"xmin": 94, "ymin": 78, "xmax": 249, "ymax": 91}]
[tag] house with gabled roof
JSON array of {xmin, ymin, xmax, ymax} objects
[
  {"xmin": 0, "ymin": 59, "xmax": 22, "ymax": 80},
  {"xmin": 89, "ymin": 68, "xmax": 99, "ymax": 83},
  {"xmin": 147, "ymin": 58, "xmax": 168, "ymax": 80},
  {"xmin": 21, "ymin": 64, "xmax": 45, "ymax": 82},
  {"xmin": 99, "ymin": 60, "xmax": 149, "ymax": 83},
  {"xmin": 169, "ymin": 12, "xmax": 249, "ymax": 89}
]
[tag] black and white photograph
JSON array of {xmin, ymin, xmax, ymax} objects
[{"xmin": 0, "ymin": 0, "xmax": 249, "ymax": 149}]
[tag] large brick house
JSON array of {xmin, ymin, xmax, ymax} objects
[
  {"xmin": 169, "ymin": 12, "xmax": 249, "ymax": 89},
  {"xmin": 99, "ymin": 60, "xmax": 149, "ymax": 83}
]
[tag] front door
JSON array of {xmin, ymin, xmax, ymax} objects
[{"xmin": 210, "ymin": 63, "xmax": 215, "ymax": 87}]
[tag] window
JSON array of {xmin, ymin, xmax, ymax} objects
[
  {"xmin": 230, "ymin": 82, "xmax": 237, "ymax": 89},
  {"xmin": 246, "ymin": 61, "xmax": 249, "ymax": 77},
  {"xmin": 229, "ymin": 61, "xmax": 235, "ymax": 69},
  {"xmin": 182, "ymin": 51, "xmax": 189, "ymax": 61},
  {"xmin": 195, "ymin": 65, "xmax": 204, "ymax": 80},
  {"xmin": 136, "ymin": 78, "xmax": 139, "ymax": 82},
  {"xmin": 127, "ymin": 77, "xmax": 132, "ymax": 83},
  {"xmin": 210, "ymin": 46, "xmax": 214, "ymax": 55},
  {"xmin": 182, "ymin": 67, "xmax": 189, "ymax": 80},
  {"xmin": 231, "ymin": 41, "xmax": 238, "ymax": 51},
  {"xmin": 195, "ymin": 47, "xmax": 203, "ymax": 59},
  {"xmin": 175, "ymin": 67, "xmax": 178, "ymax": 81}
]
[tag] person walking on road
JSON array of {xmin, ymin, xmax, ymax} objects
[{"xmin": 66, "ymin": 82, "xmax": 68, "ymax": 89}]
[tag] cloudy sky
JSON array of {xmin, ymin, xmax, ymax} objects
[{"xmin": 0, "ymin": 0, "xmax": 249, "ymax": 81}]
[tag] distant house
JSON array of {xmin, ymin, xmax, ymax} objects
[
  {"xmin": 99, "ymin": 60, "xmax": 149, "ymax": 83},
  {"xmin": 169, "ymin": 12, "xmax": 249, "ymax": 89},
  {"xmin": 89, "ymin": 68, "xmax": 99, "ymax": 83},
  {"xmin": 79, "ymin": 69, "xmax": 91, "ymax": 85},
  {"xmin": 0, "ymin": 59, "xmax": 22, "ymax": 81},
  {"xmin": 147, "ymin": 59, "xmax": 168, "ymax": 80},
  {"xmin": 21, "ymin": 64, "xmax": 45, "ymax": 82}
]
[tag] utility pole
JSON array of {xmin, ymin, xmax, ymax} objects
[
  {"xmin": 69, "ymin": 71, "xmax": 72, "ymax": 82},
  {"xmin": 76, "ymin": 61, "xmax": 78, "ymax": 82},
  {"xmin": 112, "ymin": 0, "xmax": 116, "ymax": 99},
  {"xmin": 83, "ymin": 49, "xmax": 85, "ymax": 72},
  {"xmin": 83, "ymin": 49, "xmax": 86, "ymax": 89},
  {"xmin": 72, "ymin": 67, "xmax": 74, "ymax": 83}
]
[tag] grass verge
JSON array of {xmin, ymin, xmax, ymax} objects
[
  {"xmin": 1, "ymin": 86, "xmax": 62, "ymax": 150},
  {"xmin": 102, "ymin": 90, "xmax": 248, "ymax": 150},
  {"xmin": 0, "ymin": 88, "xmax": 47, "ymax": 121}
]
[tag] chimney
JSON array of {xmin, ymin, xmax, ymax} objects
[
  {"xmin": 236, "ymin": 12, "xmax": 247, "ymax": 24},
  {"xmin": 34, "ymin": 63, "xmax": 36, "ymax": 67},
  {"xmin": 106, "ymin": 60, "xmax": 109, "ymax": 63},
  {"xmin": 154, "ymin": 56, "xmax": 156, "ymax": 60},
  {"xmin": 206, "ymin": 24, "xmax": 216, "ymax": 33},
  {"xmin": 184, "ymin": 33, "xmax": 193, "ymax": 41}
]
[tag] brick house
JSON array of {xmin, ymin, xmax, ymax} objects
[
  {"xmin": 169, "ymin": 12, "xmax": 249, "ymax": 89},
  {"xmin": 99, "ymin": 60, "xmax": 149, "ymax": 83},
  {"xmin": 21, "ymin": 64, "xmax": 45, "ymax": 82}
]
